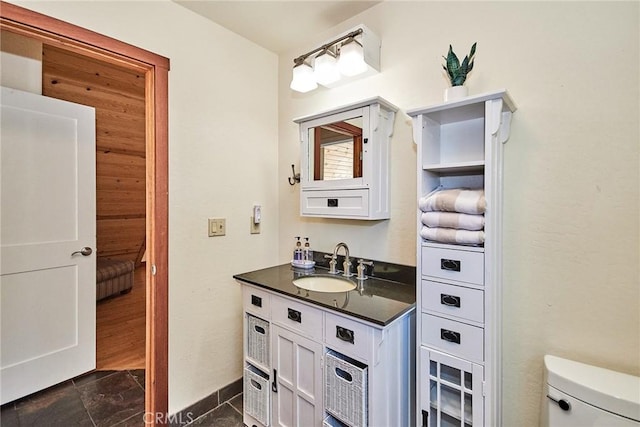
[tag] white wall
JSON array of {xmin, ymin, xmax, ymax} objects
[
  {"xmin": 7, "ymin": 0, "xmax": 279, "ymax": 414},
  {"xmin": 278, "ymin": 2, "xmax": 639, "ymax": 426},
  {"xmin": 7, "ymin": 1, "xmax": 638, "ymax": 423}
]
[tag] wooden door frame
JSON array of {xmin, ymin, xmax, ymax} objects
[{"xmin": 0, "ymin": 2, "xmax": 169, "ymax": 424}]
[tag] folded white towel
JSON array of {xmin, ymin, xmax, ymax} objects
[
  {"xmin": 421, "ymin": 211, "xmax": 485, "ymax": 231},
  {"xmin": 420, "ymin": 226, "xmax": 485, "ymax": 245},
  {"xmin": 419, "ymin": 188, "xmax": 486, "ymax": 215}
]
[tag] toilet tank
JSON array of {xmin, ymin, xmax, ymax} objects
[{"xmin": 541, "ymin": 355, "xmax": 640, "ymax": 427}]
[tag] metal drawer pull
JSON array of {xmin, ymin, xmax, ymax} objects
[
  {"xmin": 422, "ymin": 410, "xmax": 429, "ymax": 427},
  {"xmin": 441, "ymin": 328, "xmax": 461, "ymax": 344},
  {"xmin": 440, "ymin": 293, "xmax": 461, "ymax": 308},
  {"xmin": 336, "ymin": 326, "xmax": 355, "ymax": 344},
  {"xmin": 250, "ymin": 379, "xmax": 262, "ymax": 390},
  {"xmin": 254, "ymin": 325, "xmax": 266, "ymax": 335},
  {"xmin": 327, "ymin": 198, "xmax": 338, "ymax": 207},
  {"xmin": 272, "ymin": 369, "xmax": 278, "ymax": 393},
  {"xmin": 287, "ymin": 308, "xmax": 302, "ymax": 323},
  {"xmin": 251, "ymin": 295, "xmax": 262, "ymax": 307},
  {"xmin": 441, "ymin": 258, "xmax": 461, "ymax": 272}
]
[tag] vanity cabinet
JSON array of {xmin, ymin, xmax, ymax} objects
[
  {"xmin": 408, "ymin": 91, "xmax": 516, "ymax": 427},
  {"xmin": 240, "ymin": 282, "xmax": 413, "ymax": 427},
  {"xmin": 294, "ymin": 97, "xmax": 397, "ymax": 220}
]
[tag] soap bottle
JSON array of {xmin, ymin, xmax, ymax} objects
[
  {"xmin": 303, "ymin": 237, "xmax": 314, "ymax": 262},
  {"xmin": 293, "ymin": 237, "xmax": 303, "ymax": 261}
]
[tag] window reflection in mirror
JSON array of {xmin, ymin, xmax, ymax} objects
[{"xmin": 309, "ymin": 117, "xmax": 363, "ymax": 181}]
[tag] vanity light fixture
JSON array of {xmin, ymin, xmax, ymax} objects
[
  {"xmin": 290, "ymin": 60, "xmax": 317, "ymax": 93},
  {"xmin": 313, "ymin": 49, "xmax": 340, "ymax": 85},
  {"xmin": 290, "ymin": 25, "xmax": 380, "ymax": 93},
  {"xmin": 337, "ymin": 37, "xmax": 368, "ymax": 76}
]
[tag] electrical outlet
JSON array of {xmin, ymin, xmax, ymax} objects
[
  {"xmin": 250, "ymin": 216, "xmax": 261, "ymax": 234},
  {"xmin": 208, "ymin": 218, "xmax": 226, "ymax": 237}
]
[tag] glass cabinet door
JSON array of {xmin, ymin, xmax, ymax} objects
[
  {"xmin": 420, "ymin": 347, "xmax": 484, "ymax": 427},
  {"xmin": 300, "ymin": 107, "xmax": 369, "ymax": 190}
]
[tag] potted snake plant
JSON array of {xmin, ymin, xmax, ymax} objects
[{"xmin": 442, "ymin": 42, "xmax": 476, "ymax": 101}]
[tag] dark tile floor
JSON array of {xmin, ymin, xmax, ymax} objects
[{"xmin": 0, "ymin": 371, "xmax": 244, "ymax": 427}]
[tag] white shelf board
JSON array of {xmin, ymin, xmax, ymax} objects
[
  {"xmin": 407, "ymin": 89, "xmax": 515, "ymax": 124},
  {"xmin": 423, "ymin": 161, "xmax": 485, "ymax": 173}
]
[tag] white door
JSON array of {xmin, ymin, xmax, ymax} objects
[
  {"xmin": 0, "ymin": 86, "xmax": 96, "ymax": 404},
  {"xmin": 271, "ymin": 324, "xmax": 324, "ymax": 427}
]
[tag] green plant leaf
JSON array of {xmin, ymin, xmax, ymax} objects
[
  {"xmin": 446, "ymin": 45, "xmax": 460, "ymax": 72},
  {"xmin": 443, "ymin": 43, "xmax": 476, "ymax": 86}
]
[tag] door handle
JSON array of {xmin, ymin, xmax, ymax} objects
[{"xmin": 71, "ymin": 247, "xmax": 92, "ymax": 256}]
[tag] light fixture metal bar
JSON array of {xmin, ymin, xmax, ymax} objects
[{"xmin": 293, "ymin": 28, "xmax": 363, "ymax": 65}]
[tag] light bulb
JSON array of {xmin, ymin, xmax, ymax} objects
[
  {"xmin": 337, "ymin": 39, "xmax": 367, "ymax": 77},
  {"xmin": 313, "ymin": 51, "xmax": 340, "ymax": 85},
  {"xmin": 290, "ymin": 62, "xmax": 317, "ymax": 93}
]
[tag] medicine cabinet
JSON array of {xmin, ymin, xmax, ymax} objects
[{"xmin": 294, "ymin": 97, "xmax": 397, "ymax": 220}]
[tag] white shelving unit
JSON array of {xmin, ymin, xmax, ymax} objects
[{"xmin": 408, "ymin": 90, "xmax": 516, "ymax": 427}]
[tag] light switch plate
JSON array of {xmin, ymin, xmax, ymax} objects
[
  {"xmin": 208, "ymin": 218, "xmax": 226, "ymax": 236},
  {"xmin": 250, "ymin": 216, "xmax": 260, "ymax": 234}
]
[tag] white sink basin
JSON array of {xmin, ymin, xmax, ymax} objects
[{"xmin": 293, "ymin": 276, "xmax": 356, "ymax": 293}]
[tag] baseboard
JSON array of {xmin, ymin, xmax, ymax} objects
[{"xmin": 169, "ymin": 377, "xmax": 242, "ymax": 426}]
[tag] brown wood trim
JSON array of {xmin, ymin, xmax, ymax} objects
[
  {"xmin": 314, "ymin": 122, "xmax": 363, "ymax": 181},
  {"xmin": 323, "ymin": 121, "xmax": 361, "ymax": 137},
  {"xmin": 353, "ymin": 135, "xmax": 363, "ymax": 178},
  {"xmin": 0, "ymin": 1, "xmax": 169, "ymax": 70},
  {"xmin": 313, "ymin": 127, "xmax": 322, "ymax": 181},
  {"xmin": 1, "ymin": 2, "xmax": 169, "ymax": 425},
  {"xmin": 146, "ymin": 64, "xmax": 169, "ymax": 424}
]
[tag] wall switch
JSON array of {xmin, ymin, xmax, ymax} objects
[
  {"xmin": 250, "ymin": 216, "xmax": 261, "ymax": 234},
  {"xmin": 208, "ymin": 218, "xmax": 226, "ymax": 237}
]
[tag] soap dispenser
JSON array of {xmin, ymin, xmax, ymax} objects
[
  {"xmin": 293, "ymin": 237, "xmax": 303, "ymax": 261},
  {"xmin": 303, "ymin": 237, "xmax": 314, "ymax": 262}
]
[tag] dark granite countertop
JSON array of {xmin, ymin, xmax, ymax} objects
[{"xmin": 233, "ymin": 253, "xmax": 416, "ymax": 327}]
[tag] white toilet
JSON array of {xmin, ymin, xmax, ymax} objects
[{"xmin": 541, "ymin": 355, "xmax": 640, "ymax": 426}]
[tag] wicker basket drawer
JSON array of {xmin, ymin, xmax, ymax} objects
[
  {"xmin": 246, "ymin": 314, "xmax": 270, "ymax": 370},
  {"xmin": 244, "ymin": 365, "xmax": 270, "ymax": 426},
  {"xmin": 325, "ymin": 351, "xmax": 368, "ymax": 427}
]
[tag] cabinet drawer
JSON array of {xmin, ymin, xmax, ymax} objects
[
  {"xmin": 421, "ymin": 280, "xmax": 484, "ymax": 324},
  {"xmin": 243, "ymin": 286, "xmax": 271, "ymax": 319},
  {"xmin": 271, "ymin": 296, "xmax": 323, "ymax": 340},
  {"xmin": 421, "ymin": 246, "xmax": 484, "ymax": 285},
  {"xmin": 301, "ymin": 189, "xmax": 369, "ymax": 218},
  {"xmin": 421, "ymin": 313, "xmax": 483, "ymax": 363},
  {"xmin": 324, "ymin": 312, "xmax": 374, "ymax": 363}
]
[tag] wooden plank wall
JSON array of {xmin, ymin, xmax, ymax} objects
[{"xmin": 42, "ymin": 45, "xmax": 146, "ymax": 264}]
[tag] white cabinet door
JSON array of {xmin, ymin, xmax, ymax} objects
[
  {"xmin": 271, "ymin": 324, "xmax": 323, "ymax": 427},
  {"xmin": 420, "ymin": 347, "xmax": 484, "ymax": 427},
  {"xmin": 0, "ymin": 87, "xmax": 96, "ymax": 404}
]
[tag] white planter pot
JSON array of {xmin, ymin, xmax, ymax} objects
[{"xmin": 444, "ymin": 85, "xmax": 468, "ymax": 102}]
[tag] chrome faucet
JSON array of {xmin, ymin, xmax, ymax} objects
[
  {"xmin": 356, "ymin": 259, "xmax": 374, "ymax": 280},
  {"xmin": 323, "ymin": 253, "xmax": 338, "ymax": 274},
  {"xmin": 333, "ymin": 242, "xmax": 353, "ymax": 277}
]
